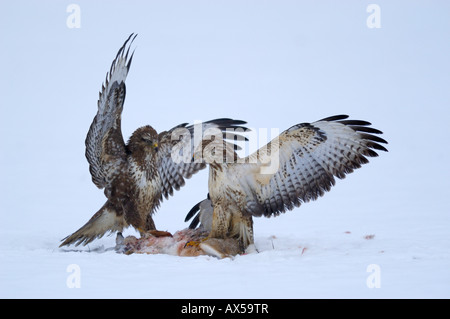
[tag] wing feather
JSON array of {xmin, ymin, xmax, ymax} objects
[
  {"xmin": 236, "ymin": 115, "xmax": 388, "ymax": 217},
  {"xmin": 85, "ymin": 34, "xmax": 137, "ymax": 189},
  {"xmin": 156, "ymin": 118, "xmax": 248, "ymax": 200}
]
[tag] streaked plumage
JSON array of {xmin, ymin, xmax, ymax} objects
[
  {"xmin": 60, "ymin": 34, "xmax": 246, "ymax": 247},
  {"xmin": 186, "ymin": 115, "xmax": 388, "ymax": 253}
]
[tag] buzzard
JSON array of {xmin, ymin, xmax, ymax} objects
[
  {"xmin": 60, "ymin": 34, "xmax": 246, "ymax": 247},
  {"xmin": 185, "ymin": 115, "xmax": 388, "ymax": 256}
]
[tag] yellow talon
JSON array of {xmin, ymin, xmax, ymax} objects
[
  {"xmin": 184, "ymin": 241, "xmax": 198, "ymax": 248},
  {"xmin": 184, "ymin": 237, "xmax": 208, "ymax": 248}
]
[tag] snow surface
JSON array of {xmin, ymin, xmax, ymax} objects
[{"xmin": 1, "ymin": 1, "xmax": 449, "ymax": 298}]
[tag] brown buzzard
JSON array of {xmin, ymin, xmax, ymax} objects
[
  {"xmin": 185, "ymin": 115, "xmax": 388, "ymax": 256},
  {"xmin": 60, "ymin": 34, "xmax": 246, "ymax": 247}
]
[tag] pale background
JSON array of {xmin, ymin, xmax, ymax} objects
[{"xmin": 0, "ymin": 1, "xmax": 449, "ymax": 298}]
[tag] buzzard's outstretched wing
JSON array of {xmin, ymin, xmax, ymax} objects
[
  {"xmin": 237, "ymin": 115, "xmax": 388, "ymax": 217},
  {"xmin": 85, "ymin": 34, "xmax": 136, "ymax": 189},
  {"xmin": 185, "ymin": 115, "xmax": 388, "ymax": 226},
  {"xmin": 156, "ymin": 118, "xmax": 247, "ymax": 199}
]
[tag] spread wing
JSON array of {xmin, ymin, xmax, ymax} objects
[
  {"xmin": 236, "ymin": 115, "xmax": 388, "ymax": 217},
  {"xmin": 85, "ymin": 34, "xmax": 136, "ymax": 189},
  {"xmin": 156, "ymin": 118, "xmax": 247, "ymax": 199}
]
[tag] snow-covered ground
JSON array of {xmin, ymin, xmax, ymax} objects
[{"xmin": 1, "ymin": 1, "xmax": 449, "ymax": 298}]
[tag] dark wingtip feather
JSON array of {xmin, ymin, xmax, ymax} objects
[
  {"xmin": 108, "ymin": 33, "xmax": 137, "ymax": 78},
  {"xmin": 338, "ymin": 120, "xmax": 372, "ymax": 126},
  {"xmin": 367, "ymin": 142, "xmax": 388, "ymax": 152},
  {"xmin": 363, "ymin": 148, "xmax": 380, "ymax": 157},
  {"xmin": 359, "ymin": 133, "xmax": 388, "ymax": 145},
  {"xmin": 126, "ymin": 49, "xmax": 135, "ymax": 71},
  {"xmin": 349, "ymin": 126, "xmax": 383, "ymax": 134},
  {"xmin": 125, "ymin": 34, "xmax": 137, "ymax": 71},
  {"xmin": 322, "ymin": 115, "xmax": 389, "ymax": 152},
  {"xmin": 319, "ymin": 115, "xmax": 349, "ymax": 122},
  {"xmin": 188, "ymin": 214, "xmax": 200, "ymax": 229},
  {"xmin": 185, "ymin": 201, "xmax": 201, "ymax": 222},
  {"xmin": 204, "ymin": 118, "xmax": 248, "ymax": 126}
]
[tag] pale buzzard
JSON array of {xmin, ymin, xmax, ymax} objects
[{"xmin": 185, "ymin": 115, "xmax": 387, "ymax": 255}]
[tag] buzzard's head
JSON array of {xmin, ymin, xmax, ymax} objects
[{"xmin": 128, "ymin": 125, "xmax": 159, "ymax": 154}]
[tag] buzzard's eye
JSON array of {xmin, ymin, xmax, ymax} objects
[{"xmin": 142, "ymin": 137, "xmax": 153, "ymax": 144}]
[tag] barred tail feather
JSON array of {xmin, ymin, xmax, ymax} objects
[{"xmin": 59, "ymin": 201, "xmax": 126, "ymax": 247}]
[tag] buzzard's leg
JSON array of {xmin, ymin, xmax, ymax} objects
[
  {"xmin": 208, "ymin": 204, "xmax": 230, "ymax": 239},
  {"xmin": 236, "ymin": 214, "xmax": 254, "ymax": 251},
  {"xmin": 115, "ymin": 232, "xmax": 125, "ymax": 252},
  {"xmin": 116, "ymin": 232, "xmax": 124, "ymax": 245},
  {"xmin": 194, "ymin": 205, "xmax": 243, "ymax": 258}
]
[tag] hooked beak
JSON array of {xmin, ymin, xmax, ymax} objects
[{"xmin": 153, "ymin": 142, "xmax": 158, "ymax": 152}]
